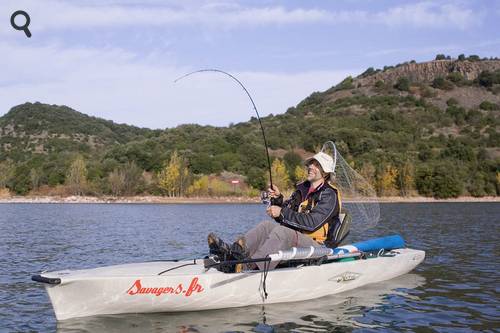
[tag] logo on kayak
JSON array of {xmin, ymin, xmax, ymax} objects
[
  {"xmin": 126, "ymin": 277, "xmax": 204, "ymax": 297},
  {"xmin": 329, "ymin": 272, "xmax": 360, "ymax": 283}
]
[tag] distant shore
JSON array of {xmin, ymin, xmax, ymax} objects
[{"xmin": 0, "ymin": 195, "xmax": 498, "ymax": 204}]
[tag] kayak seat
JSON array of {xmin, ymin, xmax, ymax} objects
[{"xmin": 329, "ymin": 212, "xmax": 351, "ymax": 248}]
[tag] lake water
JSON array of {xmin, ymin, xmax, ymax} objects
[{"xmin": 0, "ymin": 203, "xmax": 499, "ymax": 332}]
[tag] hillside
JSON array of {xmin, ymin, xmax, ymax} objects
[
  {"xmin": 0, "ymin": 103, "xmax": 157, "ymax": 157},
  {"xmin": 1, "ymin": 56, "xmax": 499, "ymax": 198}
]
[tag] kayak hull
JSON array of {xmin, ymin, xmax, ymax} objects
[{"xmin": 37, "ymin": 248, "xmax": 425, "ymax": 321}]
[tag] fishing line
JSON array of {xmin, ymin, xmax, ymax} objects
[{"xmin": 174, "ymin": 69, "xmax": 273, "ymax": 189}]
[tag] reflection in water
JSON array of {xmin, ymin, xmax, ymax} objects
[{"xmin": 57, "ymin": 274, "xmax": 425, "ymax": 333}]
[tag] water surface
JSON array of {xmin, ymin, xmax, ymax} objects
[{"xmin": 0, "ymin": 203, "xmax": 498, "ymax": 332}]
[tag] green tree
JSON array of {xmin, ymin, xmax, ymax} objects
[
  {"xmin": 12, "ymin": 164, "xmax": 31, "ymax": 195},
  {"xmin": 66, "ymin": 155, "xmax": 88, "ymax": 195},
  {"xmin": 247, "ymin": 167, "xmax": 266, "ymax": 190},
  {"xmin": 0, "ymin": 161, "xmax": 15, "ymax": 188},
  {"xmin": 432, "ymin": 164, "xmax": 463, "ymax": 198},
  {"xmin": 467, "ymin": 172, "xmax": 488, "ymax": 197},
  {"xmin": 416, "ymin": 166, "xmax": 434, "ymax": 196},
  {"xmin": 441, "ymin": 141, "xmax": 474, "ymax": 162}
]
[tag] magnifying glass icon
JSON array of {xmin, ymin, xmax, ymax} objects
[{"xmin": 10, "ymin": 10, "xmax": 32, "ymax": 38}]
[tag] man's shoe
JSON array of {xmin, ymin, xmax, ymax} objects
[
  {"xmin": 231, "ymin": 237, "xmax": 249, "ymax": 273},
  {"xmin": 207, "ymin": 233, "xmax": 232, "ymax": 260},
  {"xmin": 230, "ymin": 237, "xmax": 248, "ymax": 261}
]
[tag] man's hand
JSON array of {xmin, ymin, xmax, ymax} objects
[
  {"xmin": 266, "ymin": 205, "xmax": 282, "ymax": 218},
  {"xmin": 267, "ymin": 184, "xmax": 281, "ymax": 198}
]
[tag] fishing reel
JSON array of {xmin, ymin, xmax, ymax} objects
[{"xmin": 260, "ymin": 191, "xmax": 271, "ymax": 205}]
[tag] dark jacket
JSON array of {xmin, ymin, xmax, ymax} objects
[{"xmin": 271, "ymin": 181, "xmax": 341, "ymax": 247}]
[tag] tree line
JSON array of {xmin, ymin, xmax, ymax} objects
[{"xmin": 1, "ymin": 145, "xmax": 497, "ymax": 198}]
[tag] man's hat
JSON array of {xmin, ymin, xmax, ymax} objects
[{"xmin": 305, "ymin": 152, "xmax": 335, "ymax": 173}]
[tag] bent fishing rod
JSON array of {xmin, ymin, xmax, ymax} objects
[{"xmin": 174, "ymin": 69, "xmax": 273, "ymax": 189}]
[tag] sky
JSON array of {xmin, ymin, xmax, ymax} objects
[{"xmin": 0, "ymin": 0, "xmax": 499, "ymax": 129}]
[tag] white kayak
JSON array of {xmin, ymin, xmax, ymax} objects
[
  {"xmin": 33, "ymin": 235, "xmax": 425, "ymax": 321},
  {"xmin": 57, "ymin": 274, "xmax": 426, "ymax": 332}
]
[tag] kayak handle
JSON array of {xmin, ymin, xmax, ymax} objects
[{"xmin": 32, "ymin": 275, "xmax": 61, "ymax": 285}]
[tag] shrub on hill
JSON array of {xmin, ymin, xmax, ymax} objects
[
  {"xmin": 435, "ymin": 54, "xmax": 451, "ymax": 60},
  {"xmin": 394, "ymin": 77, "xmax": 410, "ymax": 91},
  {"xmin": 334, "ymin": 76, "xmax": 355, "ymax": 91},
  {"xmin": 447, "ymin": 72, "xmax": 465, "ymax": 85},
  {"xmin": 479, "ymin": 101, "xmax": 499, "ymax": 110},
  {"xmin": 432, "ymin": 77, "xmax": 454, "ymax": 90},
  {"xmin": 360, "ymin": 67, "xmax": 378, "ymax": 77},
  {"xmin": 477, "ymin": 70, "xmax": 500, "ymax": 87}
]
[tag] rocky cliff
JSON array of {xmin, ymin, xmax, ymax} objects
[{"xmin": 357, "ymin": 59, "xmax": 500, "ymax": 85}]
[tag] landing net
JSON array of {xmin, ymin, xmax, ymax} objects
[{"xmin": 321, "ymin": 141, "xmax": 380, "ymax": 232}]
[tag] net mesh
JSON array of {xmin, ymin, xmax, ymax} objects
[{"xmin": 321, "ymin": 141, "xmax": 380, "ymax": 232}]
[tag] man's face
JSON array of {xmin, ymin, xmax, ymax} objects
[{"xmin": 306, "ymin": 160, "xmax": 324, "ymax": 182}]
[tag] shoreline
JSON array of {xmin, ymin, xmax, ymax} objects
[{"xmin": 0, "ymin": 195, "xmax": 498, "ymax": 204}]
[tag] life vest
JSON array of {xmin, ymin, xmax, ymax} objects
[{"xmin": 301, "ymin": 183, "xmax": 342, "ymax": 243}]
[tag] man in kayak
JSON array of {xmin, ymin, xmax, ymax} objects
[{"xmin": 208, "ymin": 151, "xmax": 342, "ymax": 271}]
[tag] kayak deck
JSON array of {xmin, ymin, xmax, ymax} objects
[
  {"xmin": 33, "ymin": 248, "xmax": 425, "ymax": 320},
  {"xmin": 37, "ymin": 259, "xmax": 209, "ymax": 283}
]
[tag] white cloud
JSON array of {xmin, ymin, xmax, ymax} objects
[
  {"xmin": 375, "ymin": 2, "xmax": 478, "ymax": 29},
  {"xmin": 0, "ymin": 41, "xmax": 357, "ymax": 129},
  {"xmin": 0, "ymin": 0, "xmax": 481, "ymax": 35},
  {"xmin": 0, "ymin": 0, "xmax": 331, "ymax": 33}
]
